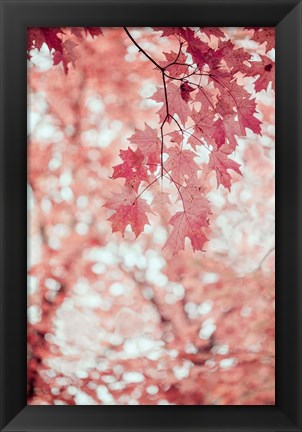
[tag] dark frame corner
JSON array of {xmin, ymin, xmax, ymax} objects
[{"xmin": 0, "ymin": 0, "xmax": 301, "ymax": 431}]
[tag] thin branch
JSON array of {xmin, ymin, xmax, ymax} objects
[{"xmin": 123, "ymin": 27, "xmax": 163, "ymax": 71}]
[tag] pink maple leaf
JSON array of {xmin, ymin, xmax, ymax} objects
[
  {"xmin": 250, "ymin": 56, "xmax": 275, "ymax": 92},
  {"xmin": 165, "ymin": 147, "xmax": 200, "ymax": 183},
  {"xmin": 84, "ymin": 27, "xmax": 103, "ymax": 38},
  {"xmin": 151, "ymin": 82, "xmax": 192, "ymax": 126},
  {"xmin": 218, "ymin": 40, "xmax": 252, "ymax": 75},
  {"xmin": 128, "ymin": 124, "xmax": 160, "ymax": 172},
  {"xmin": 215, "ymin": 80, "xmax": 261, "ymax": 135},
  {"xmin": 111, "ymin": 147, "xmax": 148, "ymax": 191},
  {"xmin": 212, "ymin": 116, "xmax": 241, "ymax": 150},
  {"xmin": 201, "ymin": 27, "xmax": 225, "ymax": 39},
  {"xmin": 190, "ymin": 105, "xmax": 218, "ymax": 149},
  {"xmin": 207, "ymin": 144, "xmax": 242, "ymax": 190},
  {"xmin": 27, "ymin": 27, "xmax": 64, "ymax": 56},
  {"xmin": 179, "ymin": 28, "xmax": 209, "ymax": 68},
  {"xmin": 180, "ymin": 82, "xmax": 195, "ymax": 102},
  {"xmin": 164, "ymin": 182, "xmax": 211, "ymax": 255},
  {"xmin": 53, "ymin": 40, "xmax": 78, "ymax": 74},
  {"xmin": 104, "ymin": 188, "xmax": 152, "ymax": 238},
  {"xmin": 159, "ymin": 51, "xmax": 189, "ymax": 78},
  {"xmin": 247, "ymin": 27, "xmax": 275, "ymax": 53},
  {"xmin": 236, "ymin": 94, "xmax": 261, "ymax": 135}
]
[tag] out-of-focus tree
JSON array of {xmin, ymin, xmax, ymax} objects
[{"xmin": 27, "ymin": 27, "xmax": 275, "ymax": 405}]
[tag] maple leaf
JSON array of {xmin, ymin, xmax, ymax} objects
[
  {"xmin": 128, "ymin": 124, "xmax": 160, "ymax": 172},
  {"xmin": 164, "ymin": 212, "xmax": 209, "ymax": 255},
  {"xmin": 180, "ymin": 82, "xmax": 195, "ymax": 102},
  {"xmin": 69, "ymin": 27, "xmax": 103, "ymax": 40},
  {"xmin": 213, "ymin": 116, "xmax": 241, "ymax": 150},
  {"xmin": 152, "ymin": 27, "xmax": 184, "ymax": 38},
  {"xmin": 215, "ymin": 79, "xmax": 261, "ymax": 135},
  {"xmin": 164, "ymin": 182, "xmax": 211, "ymax": 255},
  {"xmin": 27, "ymin": 27, "xmax": 64, "ymax": 56},
  {"xmin": 215, "ymin": 91, "xmax": 235, "ymax": 117},
  {"xmin": 179, "ymin": 28, "xmax": 210, "ymax": 68},
  {"xmin": 218, "ymin": 40, "xmax": 252, "ymax": 75},
  {"xmin": 249, "ymin": 56, "xmax": 275, "ymax": 92},
  {"xmin": 247, "ymin": 27, "xmax": 275, "ymax": 53},
  {"xmin": 165, "ymin": 147, "xmax": 200, "ymax": 183},
  {"xmin": 151, "ymin": 82, "xmax": 191, "ymax": 125},
  {"xmin": 190, "ymin": 105, "xmax": 217, "ymax": 148},
  {"xmin": 111, "ymin": 147, "xmax": 148, "ymax": 191},
  {"xmin": 84, "ymin": 27, "xmax": 103, "ymax": 38},
  {"xmin": 27, "ymin": 28, "xmax": 276, "ymax": 405},
  {"xmin": 68, "ymin": 27, "xmax": 85, "ymax": 39},
  {"xmin": 169, "ymin": 131, "xmax": 183, "ymax": 147},
  {"xmin": 201, "ymin": 47, "xmax": 230, "ymax": 77},
  {"xmin": 201, "ymin": 27, "xmax": 225, "ymax": 39},
  {"xmin": 179, "ymin": 28, "xmax": 229, "ymax": 77},
  {"xmin": 195, "ymin": 86, "xmax": 218, "ymax": 112},
  {"xmin": 53, "ymin": 40, "xmax": 78, "ymax": 74},
  {"xmin": 236, "ymin": 94, "xmax": 261, "ymax": 135},
  {"xmin": 207, "ymin": 144, "xmax": 242, "ymax": 190},
  {"xmin": 213, "ymin": 93, "xmax": 241, "ymax": 149},
  {"xmin": 159, "ymin": 51, "xmax": 189, "ymax": 78},
  {"xmin": 104, "ymin": 188, "xmax": 152, "ymax": 238}
]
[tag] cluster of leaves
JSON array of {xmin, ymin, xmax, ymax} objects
[
  {"xmin": 27, "ymin": 27, "xmax": 103, "ymax": 73},
  {"xmin": 28, "ymin": 27, "xmax": 275, "ymax": 255},
  {"xmin": 103, "ymin": 27, "xmax": 275, "ymax": 255},
  {"xmin": 27, "ymin": 26, "xmax": 274, "ymax": 255}
]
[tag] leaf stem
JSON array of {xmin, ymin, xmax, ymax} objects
[{"xmin": 135, "ymin": 175, "xmax": 161, "ymax": 201}]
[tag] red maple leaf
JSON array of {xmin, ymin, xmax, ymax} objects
[
  {"xmin": 152, "ymin": 82, "xmax": 191, "ymax": 125},
  {"xmin": 159, "ymin": 51, "xmax": 189, "ymax": 78},
  {"xmin": 194, "ymin": 86, "xmax": 218, "ymax": 112},
  {"xmin": 27, "ymin": 27, "xmax": 64, "ymax": 56},
  {"xmin": 164, "ymin": 182, "xmax": 211, "ymax": 255},
  {"xmin": 201, "ymin": 27, "xmax": 225, "ymax": 39},
  {"xmin": 180, "ymin": 82, "xmax": 195, "ymax": 102},
  {"xmin": 68, "ymin": 27, "xmax": 103, "ymax": 40},
  {"xmin": 128, "ymin": 124, "xmax": 160, "ymax": 172},
  {"xmin": 201, "ymin": 47, "xmax": 228, "ymax": 77},
  {"xmin": 111, "ymin": 147, "xmax": 149, "ymax": 191},
  {"xmin": 215, "ymin": 80, "xmax": 261, "ymax": 135},
  {"xmin": 28, "ymin": 27, "xmax": 103, "ymax": 66},
  {"xmin": 104, "ymin": 188, "xmax": 152, "ymax": 238},
  {"xmin": 218, "ymin": 40, "xmax": 252, "ymax": 75},
  {"xmin": 53, "ymin": 40, "xmax": 78, "ymax": 74},
  {"xmin": 84, "ymin": 27, "xmax": 103, "ymax": 38},
  {"xmin": 213, "ymin": 116, "xmax": 241, "ymax": 150},
  {"xmin": 179, "ymin": 28, "xmax": 210, "ymax": 69},
  {"xmin": 249, "ymin": 56, "xmax": 275, "ymax": 92},
  {"xmin": 207, "ymin": 144, "xmax": 242, "ymax": 190},
  {"xmin": 165, "ymin": 147, "xmax": 200, "ymax": 183},
  {"xmin": 247, "ymin": 27, "xmax": 275, "ymax": 53},
  {"xmin": 236, "ymin": 94, "xmax": 261, "ymax": 135},
  {"xmin": 169, "ymin": 131, "xmax": 183, "ymax": 147},
  {"xmin": 91, "ymin": 27, "xmax": 272, "ymax": 254},
  {"xmin": 152, "ymin": 27, "xmax": 184, "ymax": 38},
  {"xmin": 190, "ymin": 105, "xmax": 218, "ymax": 149}
]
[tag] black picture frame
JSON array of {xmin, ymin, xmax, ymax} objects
[{"xmin": 0, "ymin": 0, "xmax": 301, "ymax": 430}]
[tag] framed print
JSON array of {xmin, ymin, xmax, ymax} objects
[{"xmin": 0, "ymin": 0, "xmax": 301, "ymax": 431}]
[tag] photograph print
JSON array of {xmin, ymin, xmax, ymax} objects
[{"xmin": 27, "ymin": 26, "xmax": 275, "ymax": 405}]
